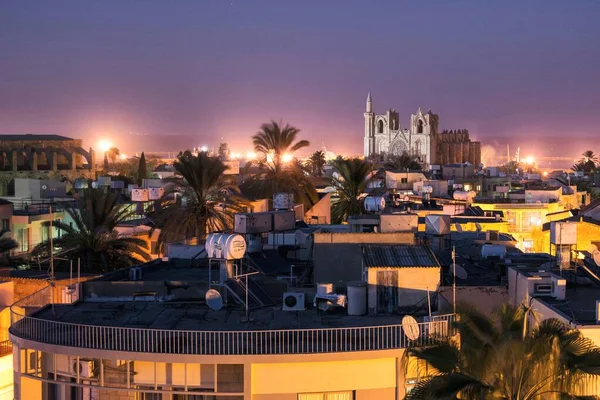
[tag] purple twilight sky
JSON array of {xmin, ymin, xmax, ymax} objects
[{"xmin": 1, "ymin": 0, "xmax": 599, "ymax": 165}]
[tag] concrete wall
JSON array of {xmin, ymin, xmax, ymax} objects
[
  {"xmin": 313, "ymin": 233, "xmax": 414, "ymax": 284},
  {"xmin": 367, "ymin": 267, "xmax": 440, "ymax": 312},
  {"xmin": 439, "ymin": 286, "xmax": 507, "ymax": 315},
  {"xmin": 251, "ymin": 358, "xmax": 398, "ymax": 397},
  {"xmin": 305, "ymin": 193, "xmax": 331, "ymax": 225}
]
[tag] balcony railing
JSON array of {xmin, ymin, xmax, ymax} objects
[{"xmin": 10, "ymin": 287, "xmax": 455, "ymax": 356}]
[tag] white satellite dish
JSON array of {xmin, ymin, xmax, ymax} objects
[
  {"xmin": 454, "ymin": 223, "xmax": 463, "ymax": 233},
  {"xmin": 453, "ymin": 264, "xmax": 468, "ymax": 280},
  {"xmin": 402, "ymin": 315, "xmax": 420, "ymax": 341},
  {"xmin": 590, "ymin": 245, "xmax": 600, "ymax": 267},
  {"xmin": 42, "ymin": 185, "xmax": 48, "ymax": 190},
  {"xmin": 206, "ymin": 289, "xmax": 223, "ymax": 310},
  {"xmin": 475, "ymin": 223, "xmax": 482, "ymax": 233}
]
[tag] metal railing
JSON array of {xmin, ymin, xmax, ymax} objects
[{"xmin": 10, "ymin": 288, "xmax": 455, "ymax": 356}]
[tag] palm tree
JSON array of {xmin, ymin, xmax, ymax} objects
[
  {"xmin": 107, "ymin": 147, "xmax": 120, "ymax": 165},
  {"xmin": 307, "ymin": 150, "xmax": 326, "ymax": 177},
  {"xmin": 34, "ymin": 189, "xmax": 150, "ymax": 273},
  {"xmin": 152, "ymin": 151, "xmax": 245, "ymax": 246},
  {"xmin": 0, "ymin": 230, "xmax": 18, "ymax": 258},
  {"xmin": 579, "ymin": 150, "xmax": 598, "ymax": 174},
  {"xmin": 406, "ymin": 303, "xmax": 600, "ymax": 399},
  {"xmin": 384, "ymin": 152, "xmax": 422, "ymax": 171},
  {"xmin": 246, "ymin": 121, "xmax": 317, "ymax": 207},
  {"xmin": 330, "ymin": 158, "xmax": 372, "ymax": 223}
]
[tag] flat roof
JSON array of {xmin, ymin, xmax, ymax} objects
[
  {"xmin": 32, "ymin": 301, "xmax": 418, "ymax": 331},
  {"xmin": 539, "ymin": 285, "xmax": 600, "ymax": 325}
]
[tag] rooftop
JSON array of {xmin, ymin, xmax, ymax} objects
[
  {"xmin": 33, "ymin": 300, "xmax": 422, "ymax": 331},
  {"xmin": 362, "ymin": 245, "xmax": 439, "ymax": 268}
]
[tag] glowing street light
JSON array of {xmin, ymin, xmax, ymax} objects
[
  {"xmin": 120, "ymin": 153, "xmax": 127, "ymax": 160},
  {"xmin": 524, "ymin": 156, "xmax": 535, "ymax": 164},
  {"xmin": 282, "ymin": 153, "xmax": 293, "ymax": 163},
  {"xmin": 246, "ymin": 151, "xmax": 256, "ymax": 160},
  {"xmin": 200, "ymin": 145, "xmax": 208, "ymax": 153}
]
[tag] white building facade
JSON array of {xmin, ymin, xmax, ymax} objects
[{"xmin": 363, "ymin": 93, "xmax": 439, "ymax": 167}]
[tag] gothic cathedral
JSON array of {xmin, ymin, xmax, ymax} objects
[{"xmin": 363, "ymin": 92, "xmax": 439, "ymax": 167}]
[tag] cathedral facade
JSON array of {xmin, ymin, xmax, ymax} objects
[{"xmin": 363, "ymin": 92, "xmax": 439, "ymax": 166}]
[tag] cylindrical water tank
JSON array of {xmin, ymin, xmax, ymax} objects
[
  {"xmin": 317, "ymin": 282, "xmax": 334, "ymax": 295},
  {"xmin": 364, "ymin": 196, "xmax": 386, "ymax": 212},
  {"xmin": 216, "ymin": 234, "xmax": 247, "ymax": 260},
  {"xmin": 347, "ymin": 282, "xmax": 367, "ymax": 316},
  {"xmin": 452, "ymin": 190, "xmax": 476, "ymax": 202},
  {"xmin": 205, "ymin": 233, "xmax": 223, "ymax": 258}
]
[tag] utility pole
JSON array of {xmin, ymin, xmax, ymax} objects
[{"xmin": 49, "ymin": 206, "xmax": 55, "ymax": 318}]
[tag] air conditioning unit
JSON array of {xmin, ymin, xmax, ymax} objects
[
  {"xmin": 129, "ymin": 267, "xmax": 143, "ymax": 281},
  {"xmin": 282, "ymin": 292, "xmax": 305, "ymax": 311},
  {"xmin": 72, "ymin": 360, "xmax": 95, "ymax": 379}
]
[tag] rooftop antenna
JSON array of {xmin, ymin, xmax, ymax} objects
[{"xmin": 401, "ymin": 315, "xmax": 420, "ymax": 341}]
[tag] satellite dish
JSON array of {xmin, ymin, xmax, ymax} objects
[
  {"xmin": 91, "ymin": 181, "xmax": 98, "ymax": 189},
  {"xmin": 42, "ymin": 185, "xmax": 48, "ymax": 190},
  {"xmin": 454, "ymin": 223, "xmax": 463, "ymax": 233},
  {"xmin": 206, "ymin": 289, "xmax": 223, "ymax": 310},
  {"xmin": 590, "ymin": 245, "xmax": 600, "ymax": 267},
  {"xmin": 475, "ymin": 223, "xmax": 482, "ymax": 233},
  {"xmin": 453, "ymin": 264, "xmax": 468, "ymax": 280},
  {"xmin": 402, "ymin": 315, "xmax": 420, "ymax": 341}
]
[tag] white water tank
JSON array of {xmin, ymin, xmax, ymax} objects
[
  {"xmin": 347, "ymin": 282, "xmax": 367, "ymax": 316},
  {"xmin": 453, "ymin": 190, "xmax": 476, "ymax": 202},
  {"xmin": 364, "ymin": 196, "xmax": 386, "ymax": 212},
  {"xmin": 216, "ymin": 234, "xmax": 247, "ymax": 260},
  {"xmin": 205, "ymin": 233, "xmax": 222, "ymax": 258},
  {"xmin": 317, "ymin": 282, "xmax": 334, "ymax": 295}
]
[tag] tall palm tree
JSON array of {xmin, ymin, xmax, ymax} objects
[
  {"xmin": 246, "ymin": 121, "xmax": 317, "ymax": 207},
  {"xmin": 34, "ymin": 189, "xmax": 150, "ymax": 273},
  {"xmin": 384, "ymin": 152, "xmax": 422, "ymax": 171},
  {"xmin": 107, "ymin": 147, "xmax": 120, "ymax": 165},
  {"xmin": 330, "ymin": 158, "xmax": 372, "ymax": 223},
  {"xmin": 307, "ymin": 150, "xmax": 326, "ymax": 177},
  {"xmin": 406, "ymin": 303, "xmax": 600, "ymax": 399},
  {"xmin": 152, "ymin": 151, "xmax": 245, "ymax": 246},
  {"xmin": 579, "ymin": 150, "xmax": 598, "ymax": 173}
]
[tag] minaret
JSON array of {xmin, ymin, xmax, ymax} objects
[{"xmin": 364, "ymin": 92, "xmax": 375, "ymax": 158}]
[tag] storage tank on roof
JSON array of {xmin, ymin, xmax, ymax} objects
[
  {"xmin": 347, "ymin": 282, "xmax": 367, "ymax": 316},
  {"xmin": 364, "ymin": 196, "xmax": 386, "ymax": 212}
]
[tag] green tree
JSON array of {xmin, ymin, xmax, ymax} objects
[
  {"xmin": 307, "ymin": 150, "xmax": 326, "ymax": 177},
  {"xmin": 383, "ymin": 152, "xmax": 422, "ymax": 171},
  {"xmin": 103, "ymin": 153, "xmax": 109, "ymax": 171},
  {"xmin": 246, "ymin": 120, "xmax": 317, "ymax": 208},
  {"xmin": 578, "ymin": 150, "xmax": 598, "ymax": 174},
  {"xmin": 501, "ymin": 160, "xmax": 521, "ymax": 175},
  {"xmin": 107, "ymin": 147, "xmax": 120, "ymax": 165},
  {"xmin": 330, "ymin": 158, "xmax": 372, "ymax": 223},
  {"xmin": 0, "ymin": 230, "xmax": 18, "ymax": 257},
  {"xmin": 138, "ymin": 152, "xmax": 147, "ymax": 186},
  {"xmin": 217, "ymin": 142, "xmax": 230, "ymax": 160},
  {"xmin": 406, "ymin": 303, "xmax": 600, "ymax": 399},
  {"xmin": 34, "ymin": 189, "xmax": 150, "ymax": 273},
  {"xmin": 152, "ymin": 151, "xmax": 245, "ymax": 246}
]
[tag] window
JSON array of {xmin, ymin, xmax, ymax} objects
[
  {"xmin": 417, "ymin": 119, "xmax": 424, "ymax": 133},
  {"xmin": 18, "ymin": 228, "xmax": 29, "ymax": 252},
  {"xmin": 378, "ymin": 120, "xmax": 384, "ymax": 133},
  {"xmin": 299, "ymin": 392, "xmax": 354, "ymax": 400},
  {"xmin": 401, "ymin": 178, "xmax": 408, "ymax": 184}
]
